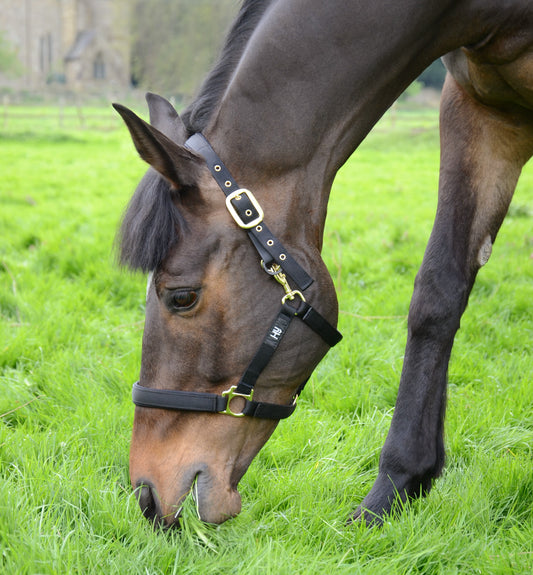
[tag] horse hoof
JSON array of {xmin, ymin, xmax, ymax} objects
[{"xmin": 347, "ymin": 505, "xmax": 385, "ymax": 527}]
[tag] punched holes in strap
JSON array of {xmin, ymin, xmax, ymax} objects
[
  {"xmin": 185, "ymin": 133, "xmax": 238, "ymax": 194},
  {"xmin": 185, "ymin": 133, "xmax": 313, "ymax": 291}
]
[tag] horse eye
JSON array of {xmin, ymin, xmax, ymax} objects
[{"xmin": 167, "ymin": 289, "xmax": 199, "ymax": 312}]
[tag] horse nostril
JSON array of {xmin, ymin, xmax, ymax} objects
[
  {"xmin": 134, "ymin": 481, "xmax": 183, "ymax": 529},
  {"xmin": 136, "ymin": 482, "xmax": 160, "ymax": 523}
]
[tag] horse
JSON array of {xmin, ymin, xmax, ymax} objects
[{"xmin": 113, "ymin": 0, "xmax": 533, "ymax": 527}]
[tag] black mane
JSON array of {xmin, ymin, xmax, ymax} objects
[
  {"xmin": 181, "ymin": 0, "xmax": 275, "ymax": 134},
  {"xmin": 119, "ymin": 0, "xmax": 274, "ymax": 272}
]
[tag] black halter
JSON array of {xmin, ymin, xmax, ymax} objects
[{"xmin": 132, "ymin": 134, "xmax": 342, "ymax": 420}]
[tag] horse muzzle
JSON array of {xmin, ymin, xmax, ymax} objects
[{"xmin": 134, "ymin": 468, "xmax": 242, "ymax": 527}]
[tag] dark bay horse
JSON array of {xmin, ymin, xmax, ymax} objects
[{"xmin": 114, "ymin": 0, "xmax": 533, "ymax": 526}]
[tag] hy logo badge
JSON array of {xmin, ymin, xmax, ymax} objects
[{"xmin": 270, "ymin": 326, "xmax": 284, "ymax": 341}]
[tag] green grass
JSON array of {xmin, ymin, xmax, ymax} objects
[{"xmin": 1, "ymin": 106, "xmax": 532, "ymax": 574}]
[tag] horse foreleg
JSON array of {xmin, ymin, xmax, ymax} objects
[{"xmin": 354, "ymin": 75, "xmax": 533, "ymax": 525}]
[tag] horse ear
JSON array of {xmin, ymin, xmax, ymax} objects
[
  {"xmin": 112, "ymin": 103, "xmax": 204, "ymax": 189},
  {"xmin": 145, "ymin": 92, "xmax": 188, "ymax": 143}
]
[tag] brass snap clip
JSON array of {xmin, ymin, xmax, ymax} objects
[{"xmin": 264, "ymin": 263, "xmax": 306, "ymax": 305}]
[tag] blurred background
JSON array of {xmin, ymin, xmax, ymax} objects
[
  {"xmin": 0, "ymin": 0, "xmax": 236, "ymax": 106},
  {"xmin": 0, "ymin": 0, "xmax": 446, "ymax": 122}
]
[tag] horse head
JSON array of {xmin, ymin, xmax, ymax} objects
[{"xmin": 114, "ymin": 94, "xmax": 339, "ymax": 526}]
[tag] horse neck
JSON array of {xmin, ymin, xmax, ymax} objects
[{"xmin": 203, "ymin": 0, "xmax": 499, "ymax": 247}]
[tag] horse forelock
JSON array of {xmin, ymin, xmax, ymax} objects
[
  {"xmin": 117, "ymin": 169, "xmax": 185, "ymax": 273},
  {"xmin": 182, "ymin": 0, "xmax": 276, "ymax": 134},
  {"xmin": 119, "ymin": 1, "xmax": 275, "ymax": 272}
]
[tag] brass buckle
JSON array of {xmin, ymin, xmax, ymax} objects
[
  {"xmin": 219, "ymin": 385, "xmax": 254, "ymax": 417},
  {"xmin": 225, "ymin": 189, "xmax": 264, "ymax": 229}
]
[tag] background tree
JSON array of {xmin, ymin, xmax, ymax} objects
[
  {"xmin": 131, "ymin": 0, "xmax": 237, "ymax": 103},
  {"xmin": 418, "ymin": 59, "xmax": 446, "ymax": 89},
  {"xmin": 0, "ymin": 32, "xmax": 22, "ymax": 77}
]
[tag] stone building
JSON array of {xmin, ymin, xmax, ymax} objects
[{"xmin": 0, "ymin": 0, "xmax": 130, "ymax": 93}]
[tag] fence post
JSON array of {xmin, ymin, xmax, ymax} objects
[
  {"xmin": 75, "ymin": 95, "xmax": 85, "ymax": 129},
  {"xmin": 58, "ymin": 96, "xmax": 65, "ymax": 128},
  {"xmin": 390, "ymin": 100, "xmax": 397, "ymax": 128},
  {"xmin": 2, "ymin": 95, "xmax": 9, "ymax": 129}
]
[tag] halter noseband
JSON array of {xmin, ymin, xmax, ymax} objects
[{"xmin": 132, "ymin": 133, "xmax": 342, "ymax": 420}]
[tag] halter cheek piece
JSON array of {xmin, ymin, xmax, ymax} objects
[{"xmin": 132, "ymin": 133, "xmax": 342, "ymax": 420}]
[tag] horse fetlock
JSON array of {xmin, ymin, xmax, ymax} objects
[
  {"xmin": 352, "ymin": 469, "xmax": 431, "ymax": 527},
  {"xmin": 381, "ymin": 459, "xmax": 440, "ymax": 492},
  {"xmin": 378, "ymin": 432, "xmax": 444, "ymax": 492}
]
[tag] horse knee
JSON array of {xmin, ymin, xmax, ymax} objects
[{"xmin": 408, "ymin": 265, "xmax": 469, "ymax": 341}]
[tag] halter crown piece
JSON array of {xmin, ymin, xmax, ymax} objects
[{"xmin": 132, "ymin": 133, "xmax": 342, "ymax": 420}]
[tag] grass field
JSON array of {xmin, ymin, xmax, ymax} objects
[{"xmin": 1, "ymin": 105, "xmax": 532, "ymax": 574}]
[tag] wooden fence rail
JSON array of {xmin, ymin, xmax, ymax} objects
[
  {"xmin": 1, "ymin": 96, "xmax": 439, "ymax": 133},
  {"xmin": 1, "ymin": 95, "xmax": 121, "ymax": 131}
]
